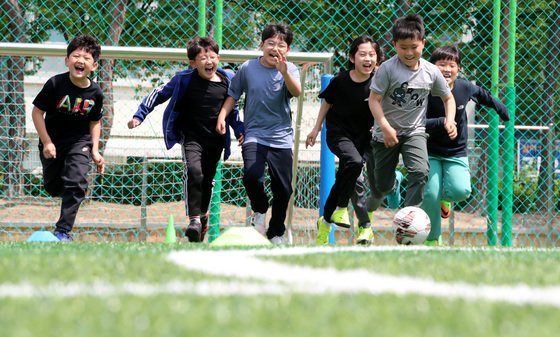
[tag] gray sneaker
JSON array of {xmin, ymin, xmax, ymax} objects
[
  {"xmin": 270, "ymin": 236, "xmax": 286, "ymax": 244},
  {"xmin": 250, "ymin": 212, "xmax": 266, "ymax": 236}
]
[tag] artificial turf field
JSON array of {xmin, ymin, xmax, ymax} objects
[{"xmin": 0, "ymin": 242, "xmax": 559, "ymax": 337}]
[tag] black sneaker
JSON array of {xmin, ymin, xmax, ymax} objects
[
  {"xmin": 200, "ymin": 215, "xmax": 209, "ymax": 241},
  {"xmin": 185, "ymin": 219, "xmax": 202, "ymax": 243},
  {"xmin": 53, "ymin": 231, "xmax": 73, "ymax": 242}
]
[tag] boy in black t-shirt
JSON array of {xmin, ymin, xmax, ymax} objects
[
  {"xmin": 31, "ymin": 34, "xmax": 105, "ymax": 242},
  {"xmin": 128, "ymin": 37, "xmax": 244, "ymax": 243}
]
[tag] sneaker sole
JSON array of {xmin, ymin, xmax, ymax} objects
[
  {"xmin": 356, "ymin": 239, "xmax": 372, "ymax": 245},
  {"xmin": 333, "ymin": 221, "xmax": 351, "ymax": 229},
  {"xmin": 186, "ymin": 227, "xmax": 201, "ymax": 243}
]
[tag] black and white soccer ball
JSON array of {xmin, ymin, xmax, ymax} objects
[{"xmin": 392, "ymin": 206, "xmax": 431, "ymax": 245}]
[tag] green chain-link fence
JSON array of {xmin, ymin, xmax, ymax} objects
[{"xmin": 1, "ymin": 0, "xmax": 559, "ymax": 246}]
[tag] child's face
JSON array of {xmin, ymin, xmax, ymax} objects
[
  {"xmin": 349, "ymin": 42, "xmax": 377, "ymax": 77},
  {"xmin": 190, "ymin": 48, "xmax": 220, "ymax": 81},
  {"xmin": 259, "ymin": 35, "xmax": 290, "ymax": 68},
  {"xmin": 392, "ymin": 37, "xmax": 425, "ymax": 69},
  {"xmin": 65, "ymin": 47, "xmax": 98, "ymax": 83},
  {"xmin": 434, "ymin": 59, "xmax": 459, "ymax": 88}
]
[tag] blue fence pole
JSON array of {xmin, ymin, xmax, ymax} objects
[{"xmin": 319, "ymin": 74, "xmax": 336, "ymax": 244}]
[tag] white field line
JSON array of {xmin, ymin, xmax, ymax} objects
[
  {"xmin": 167, "ymin": 246, "xmax": 560, "ymax": 308},
  {"xmin": 0, "ymin": 280, "xmax": 288, "ymax": 298},
  {"xmin": 2, "ymin": 246, "xmax": 559, "ymax": 306}
]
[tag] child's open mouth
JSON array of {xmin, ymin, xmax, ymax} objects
[
  {"xmin": 204, "ymin": 66, "xmax": 215, "ymax": 75},
  {"xmin": 74, "ymin": 65, "xmax": 85, "ymax": 74}
]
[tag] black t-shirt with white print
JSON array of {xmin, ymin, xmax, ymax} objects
[{"xmin": 33, "ymin": 72, "xmax": 104, "ymax": 144}]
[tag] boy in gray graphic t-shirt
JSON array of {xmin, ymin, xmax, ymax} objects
[{"xmin": 366, "ymin": 13, "xmax": 457, "ymax": 212}]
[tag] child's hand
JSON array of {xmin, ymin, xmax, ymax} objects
[
  {"xmin": 274, "ymin": 51, "xmax": 288, "ymax": 74},
  {"xmin": 381, "ymin": 125, "xmax": 399, "ymax": 147},
  {"xmin": 42, "ymin": 142, "xmax": 57, "ymax": 159},
  {"xmin": 128, "ymin": 119, "xmax": 140, "ymax": 129},
  {"xmin": 216, "ymin": 118, "xmax": 226, "ymax": 135},
  {"xmin": 237, "ymin": 134, "xmax": 245, "ymax": 146},
  {"xmin": 444, "ymin": 119, "xmax": 458, "ymax": 140},
  {"xmin": 92, "ymin": 151, "xmax": 105, "ymax": 174},
  {"xmin": 305, "ymin": 129, "xmax": 319, "ymax": 148}
]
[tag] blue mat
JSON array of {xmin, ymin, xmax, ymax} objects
[{"xmin": 26, "ymin": 231, "xmax": 60, "ymax": 242}]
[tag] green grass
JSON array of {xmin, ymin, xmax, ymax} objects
[
  {"xmin": 0, "ymin": 242, "xmax": 559, "ymax": 337},
  {"xmin": 265, "ymin": 248, "xmax": 560, "ymax": 286}
]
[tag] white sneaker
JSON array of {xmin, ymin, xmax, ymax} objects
[
  {"xmin": 270, "ymin": 236, "xmax": 286, "ymax": 244},
  {"xmin": 251, "ymin": 211, "xmax": 266, "ymax": 236}
]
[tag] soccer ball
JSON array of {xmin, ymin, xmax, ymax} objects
[{"xmin": 392, "ymin": 206, "xmax": 431, "ymax": 245}]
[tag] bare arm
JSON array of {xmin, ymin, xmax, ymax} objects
[
  {"xmin": 31, "ymin": 106, "xmax": 56, "ymax": 159},
  {"xmin": 275, "ymin": 52, "xmax": 301, "ymax": 97},
  {"xmin": 369, "ymin": 91, "xmax": 398, "ymax": 147},
  {"xmin": 89, "ymin": 120, "xmax": 105, "ymax": 174},
  {"xmin": 441, "ymin": 93, "xmax": 457, "ymax": 140},
  {"xmin": 216, "ymin": 96, "xmax": 238, "ymax": 135},
  {"xmin": 306, "ymin": 100, "xmax": 331, "ymax": 148},
  {"xmin": 282, "ymin": 70, "xmax": 302, "ymax": 97}
]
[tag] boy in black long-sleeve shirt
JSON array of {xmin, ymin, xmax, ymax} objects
[{"xmin": 421, "ymin": 45, "xmax": 510, "ymax": 245}]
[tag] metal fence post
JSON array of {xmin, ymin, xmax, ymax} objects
[{"xmin": 140, "ymin": 156, "xmax": 148, "ymax": 241}]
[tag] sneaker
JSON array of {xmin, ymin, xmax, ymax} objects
[
  {"xmin": 441, "ymin": 201, "xmax": 451, "ymax": 219},
  {"xmin": 386, "ymin": 171, "xmax": 403, "ymax": 208},
  {"xmin": 200, "ymin": 215, "xmax": 209, "ymax": 241},
  {"xmin": 331, "ymin": 208, "xmax": 350, "ymax": 228},
  {"xmin": 251, "ymin": 212, "xmax": 267, "ymax": 236},
  {"xmin": 53, "ymin": 231, "xmax": 73, "ymax": 242},
  {"xmin": 425, "ymin": 235, "xmax": 443, "ymax": 246},
  {"xmin": 270, "ymin": 236, "xmax": 286, "ymax": 244},
  {"xmin": 356, "ymin": 226, "xmax": 374, "ymax": 245},
  {"xmin": 185, "ymin": 219, "xmax": 202, "ymax": 243},
  {"xmin": 316, "ymin": 216, "xmax": 332, "ymax": 245}
]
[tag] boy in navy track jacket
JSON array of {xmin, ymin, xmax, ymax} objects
[{"xmin": 129, "ymin": 37, "xmax": 244, "ymax": 243}]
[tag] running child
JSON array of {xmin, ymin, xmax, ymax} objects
[
  {"xmin": 31, "ymin": 34, "xmax": 105, "ymax": 241},
  {"xmin": 422, "ymin": 45, "xmax": 509, "ymax": 245},
  {"xmin": 129, "ymin": 36, "xmax": 244, "ymax": 242},
  {"xmin": 367, "ymin": 13, "xmax": 457, "ymax": 215},
  {"xmin": 306, "ymin": 35, "xmax": 381, "ymax": 245},
  {"xmin": 216, "ymin": 23, "xmax": 301, "ymax": 244}
]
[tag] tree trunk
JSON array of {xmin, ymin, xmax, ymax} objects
[
  {"xmin": 87, "ymin": 0, "xmax": 128, "ymax": 200},
  {"xmin": 98, "ymin": 0, "xmax": 129, "ymax": 155},
  {"xmin": 378, "ymin": 0, "xmax": 411, "ymax": 51},
  {"xmin": 1, "ymin": 0, "xmax": 27, "ymax": 200}
]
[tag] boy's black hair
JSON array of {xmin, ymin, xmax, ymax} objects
[
  {"xmin": 261, "ymin": 23, "xmax": 293, "ymax": 46},
  {"xmin": 67, "ymin": 34, "xmax": 101, "ymax": 61},
  {"xmin": 429, "ymin": 45, "xmax": 461, "ymax": 65},
  {"xmin": 187, "ymin": 36, "xmax": 220, "ymax": 61},
  {"xmin": 392, "ymin": 13, "xmax": 425, "ymax": 42},
  {"xmin": 347, "ymin": 35, "xmax": 381, "ymax": 70}
]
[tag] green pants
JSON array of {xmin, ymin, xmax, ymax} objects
[{"xmin": 421, "ymin": 155, "xmax": 471, "ymax": 240}]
